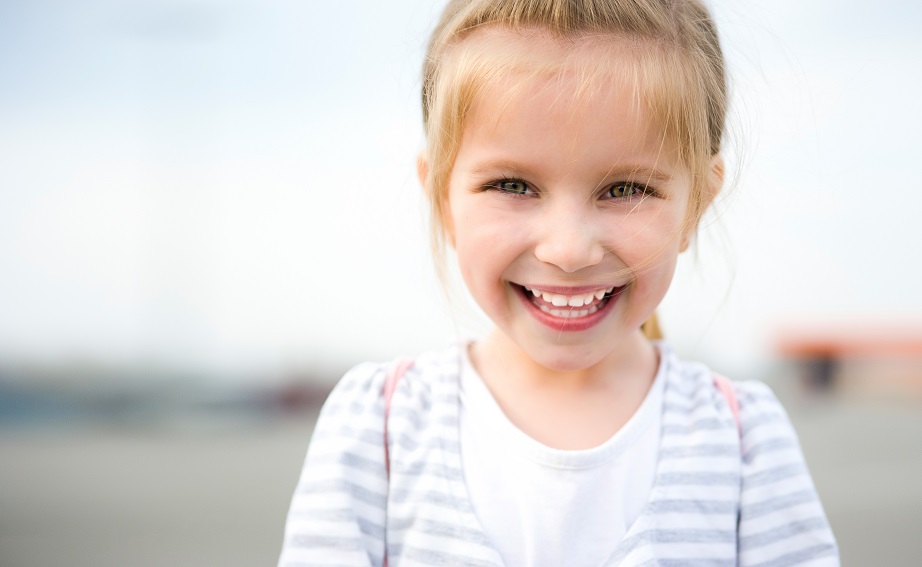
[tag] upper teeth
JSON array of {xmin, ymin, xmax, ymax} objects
[{"xmin": 527, "ymin": 286, "xmax": 614, "ymax": 307}]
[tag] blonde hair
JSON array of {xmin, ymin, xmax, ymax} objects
[{"xmin": 420, "ymin": 0, "xmax": 727, "ymax": 340}]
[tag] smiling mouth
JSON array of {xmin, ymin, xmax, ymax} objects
[{"xmin": 515, "ymin": 284, "xmax": 621, "ymax": 319}]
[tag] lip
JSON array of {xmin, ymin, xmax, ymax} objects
[{"xmin": 512, "ymin": 283, "xmax": 621, "ymax": 332}]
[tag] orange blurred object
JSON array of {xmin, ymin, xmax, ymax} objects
[{"xmin": 777, "ymin": 326, "xmax": 922, "ymax": 359}]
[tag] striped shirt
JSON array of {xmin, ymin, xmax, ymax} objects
[{"xmin": 278, "ymin": 344, "xmax": 839, "ymax": 566}]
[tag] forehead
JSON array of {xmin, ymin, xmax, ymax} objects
[
  {"xmin": 451, "ymin": 28, "xmax": 680, "ymax": 166},
  {"xmin": 450, "ymin": 26, "xmax": 637, "ymax": 77}
]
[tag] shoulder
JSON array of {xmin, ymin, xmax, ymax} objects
[
  {"xmin": 659, "ymin": 345, "xmax": 839, "ymax": 564},
  {"xmin": 733, "ymin": 381, "xmax": 840, "ymax": 563},
  {"xmin": 325, "ymin": 345, "xmax": 461, "ymax": 403},
  {"xmin": 286, "ymin": 346, "xmax": 461, "ymax": 517},
  {"xmin": 657, "ymin": 343, "xmax": 738, "ymax": 427},
  {"xmin": 659, "ymin": 342, "xmax": 809, "ymax": 472},
  {"xmin": 659, "ymin": 342, "xmax": 788, "ymax": 431},
  {"xmin": 315, "ymin": 345, "xmax": 461, "ymax": 436},
  {"xmin": 730, "ymin": 380, "xmax": 803, "ymax": 461}
]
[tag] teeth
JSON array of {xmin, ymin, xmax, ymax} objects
[
  {"xmin": 545, "ymin": 292, "xmax": 568, "ymax": 307},
  {"xmin": 538, "ymin": 302, "xmax": 601, "ymax": 318},
  {"xmin": 524, "ymin": 285, "xmax": 618, "ymax": 317}
]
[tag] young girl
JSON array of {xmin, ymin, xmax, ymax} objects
[{"xmin": 279, "ymin": 0, "xmax": 839, "ymax": 565}]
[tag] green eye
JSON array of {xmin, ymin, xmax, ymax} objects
[
  {"xmin": 497, "ymin": 180, "xmax": 529, "ymax": 195},
  {"xmin": 607, "ymin": 182, "xmax": 643, "ymax": 199}
]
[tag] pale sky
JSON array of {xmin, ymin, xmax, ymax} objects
[{"xmin": 1, "ymin": 0, "xmax": 920, "ymax": 382}]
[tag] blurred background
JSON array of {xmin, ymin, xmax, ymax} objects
[{"xmin": 1, "ymin": 0, "xmax": 921, "ymax": 565}]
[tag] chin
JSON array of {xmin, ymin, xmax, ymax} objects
[{"xmin": 525, "ymin": 343, "xmax": 610, "ymax": 373}]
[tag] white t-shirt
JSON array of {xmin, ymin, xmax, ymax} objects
[{"xmin": 459, "ymin": 347, "xmax": 664, "ymax": 566}]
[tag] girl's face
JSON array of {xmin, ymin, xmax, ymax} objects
[{"xmin": 445, "ymin": 35, "xmax": 699, "ymax": 373}]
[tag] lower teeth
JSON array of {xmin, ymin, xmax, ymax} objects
[{"xmin": 537, "ymin": 302, "xmax": 602, "ymax": 318}]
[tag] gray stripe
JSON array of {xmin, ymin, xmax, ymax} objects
[
  {"xmin": 353, "ymin": 399, "xmax": 384, "ymax": 417},
  {"xmin": 663, "ymin": 401, "xmax": 695, "ymax": 413},
  {"xmin": 663, "ymin": 403, "xmax": 730, "ymax": 424},
  {"xmin": 740, "ymin": 517, "xmax": 831, "ymax": 550},
  {"xmin": 358, "ymin": 517, "xmax": 385, "ymax": 540},
  {"xmin": 743, "ymin": 490, "xmax": 817, "ymax": 520},
  {"xmin": 740, "ymin": 389, "xmax": 783, "ymax": 404},
  {"xmin": 408, "ymin": 518, "xmax": 493, "ymax": 547},
  {"xmin": 334, "ymin": 369, "xmax": 380, "ymax": 393},
  {"xmin": 648, "ymin": 499, "xmax": 738, "ymax": 515},
  {"xmin": 747, "ymin": 437, "xmax": 797, "ymax": 459},
  {"xmin": 390, "ymin": 406, "xmax": 423, "ymax": 428},
  {"xmin": 312, "ymin": 425, "xmax": 381, "ymax": 447},
  {"xmin": 662, "ymin": 417, "xmax": 725, "ymax": 435},
  {"xmin": 391, "ymin": 488, "xmax": 455, "ymax": 505},
  {"xmin": 309, "ymin": 451, "xmax": 387, "ymax": 478},
  {"xmin": 305, "ymin": 508, "xmax": 355, "ymax": 523},
  {"xmin": 391, "ymin": 385, "xmax": 433, "ymax": 412},
  {"xmin": 402, "ymin": 545, "xmax": 499, "ymax": 567},
  {"xmin": 299, "ymin": 479, "xmax": 386, "ymax": 509},
  {"xmin": 639, "ymin": 559, "xmax": 735, "ymax": 567},
  {"xmin": 740, "ymin": 412, "xmax": 782, "ymax": 435},
  {"xmin": 389, "ymin": 489, "xmax": 473, "ymax": 513},
  {"xmin": 303, "ymin": 510, "xmax": 384, "ymax": 541},
  {"xmin": 743, "ymin": 463, "xmax": 805, "ymax": 487},
  {"xmin": 749, "ymin": 543, "xmax": 838, "ymax": 567},
  {"xmin": 659, "ymin": 444, "xmax": 739, "ymax": 459},
  {"xmin": 433, "ymin": 393, "xmax": 458, "ymax": 404},
  {"xmin": 393, "ymin": 432, "xmax": 420, "ymax": 452},
  {"xmin": 666, "ymin": 377, "xmax": 709, "ymax": 396},
  {"xmin": 606, "ymin": 529, "xmax": 736, "ymax": 564},
  {"xmin": 650, "ymin": 528, "xmax": 736, "ymax": 544},
  {"xmin": 419, "ymin": 392, "xmax": 433, "ymax": 412},
  {"xmin": 323, "ymin": 400, "xmax": 384, "ymax": 419},
  {"xmin": 288, "ymin": 534, "xmax": 362, "ymax": 551},
  {"xmin": 659, "ymin": 471, "xmax": 740, "ymax": 486},
  {"xmin": 314, "ymin": 424, "xmax": 451, "ymax": 456},
  {"xmin": 393, "ymin": 459, "xmax": 463, "ymax": 481},
  {"xmin": 393, "ymin": 434, "xmax": 460, "ymax": 454}
]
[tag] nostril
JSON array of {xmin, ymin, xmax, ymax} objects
[{"xmin": 534, "ymin": 235, "xmax": 605, "ymax": 273}]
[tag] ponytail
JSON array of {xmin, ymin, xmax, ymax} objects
[{"xmin": 641, "ymin": 312, "xmax": 663, "ymax": 340}]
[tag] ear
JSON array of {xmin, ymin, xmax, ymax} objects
[
  {"xmin": 680, "ymin": 154, "xmax": 725, "ymax": 252},
  {"xmin": 417, "ymin": 151, "xmax": 457, "ymax": 248},
  {"xmin": 416, "ymin": 151, "xmax": 428, "ymax": 188},
  {"xmin": 706, "ymin": 154, "xmax": 725, "ymax": 208}
]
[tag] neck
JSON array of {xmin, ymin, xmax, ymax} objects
[{"xmin": 467, "ymin": 328, "xmax": 661, "ymax": 450}]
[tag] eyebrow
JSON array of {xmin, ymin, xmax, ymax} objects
[
  {"xmin": 604, "ymin": 166, "xmax": 674, "ymax": 183},
  {"xmin": 469, "ymin": 159, "xmax": 675, "ymax": 182}
]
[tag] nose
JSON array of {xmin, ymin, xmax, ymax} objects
[{"xmin": 533, "ymin": 204, "xmax": 605, "ymax": 273}]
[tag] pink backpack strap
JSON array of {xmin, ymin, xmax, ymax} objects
[
  {"xmin": 713, "ymin": 373, "xmax": 741, "ymax": 434},
  {"xmin": 382, "ymin": 358, "xmax": 413, "ymax": 567},
  {"xmin": 383, "ymin": 358, "xmax": 413, "ymax": 477}
]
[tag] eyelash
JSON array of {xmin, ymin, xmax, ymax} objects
[
  {"xmin": 605, "ymin": 181, "xmax": 655, "ymax": 200},
  {"xmin": 482, "ymin": 178, "xmax": 533, "ymax": 196},
  {"xmin": 482, "ymin": 178, "xmax": 656, "ymax": 200}
]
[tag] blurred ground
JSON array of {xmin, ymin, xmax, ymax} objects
[{"xmin": 1, "ymin": 368, "xmax": 921, "ymax": 566}]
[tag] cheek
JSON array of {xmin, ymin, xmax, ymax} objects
[
  {"xmin": 610, "ymin": 216, "xmax": 685, "ymax": 268},
  {"xmin": 452, "ymin": 201, "xmax": 527, "ymax": 254},
  {"xmin": 451, "ymin": 209, "xmax": 527, "ymax": 305}
]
